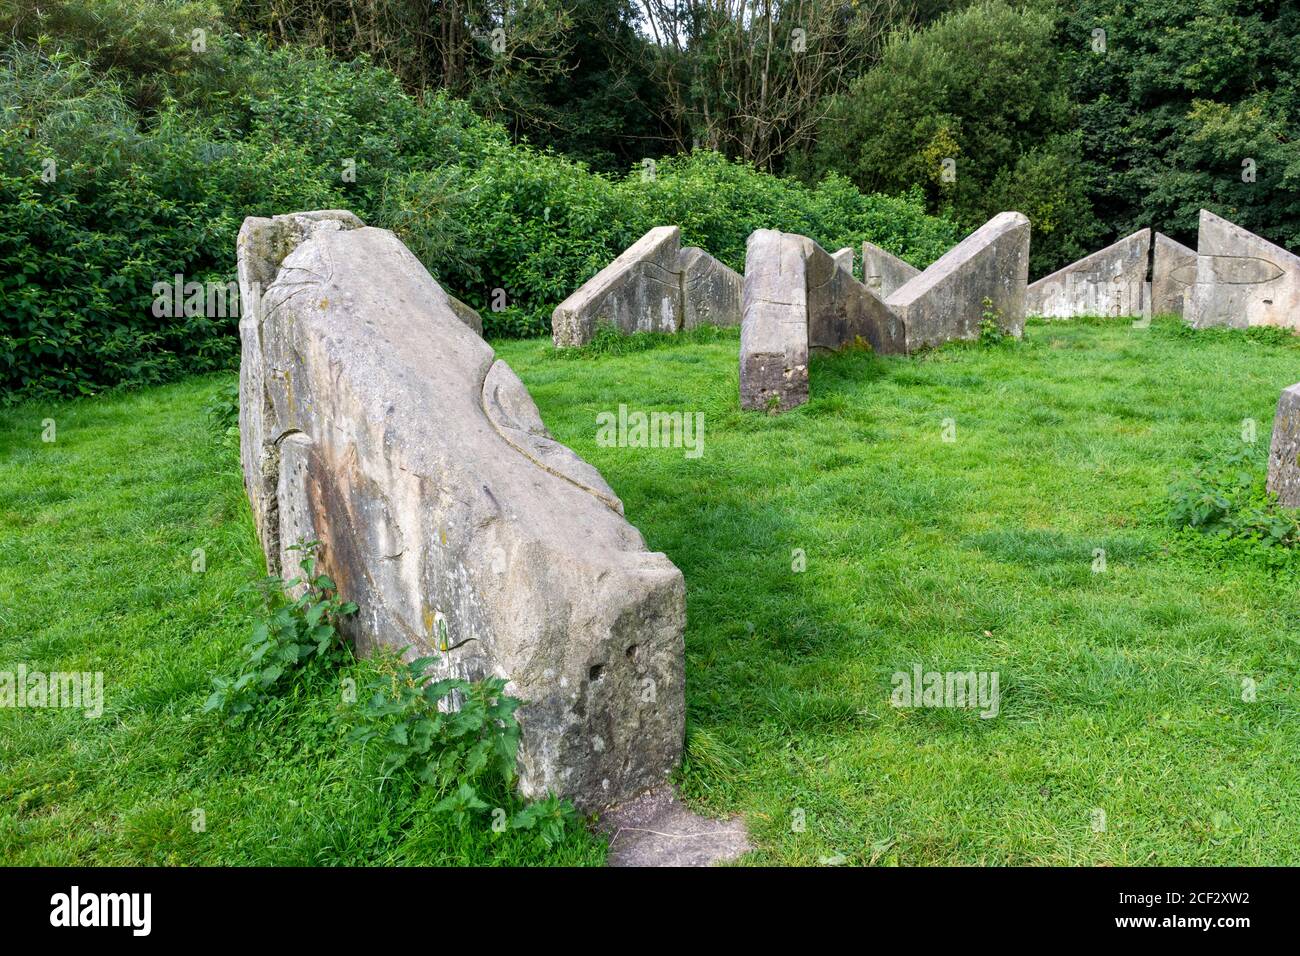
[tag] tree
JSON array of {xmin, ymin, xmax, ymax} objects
[
  {"xmin": 1057, "ymin": 0, "xmax": 1300, "ymax": 250},
  {"xmin": 631, "ymin": 0, "xmax": 899, "ymax": 171},
  {"xmin": 806, "ymin": 0, "xmax": 1099, "ymax": 274}
]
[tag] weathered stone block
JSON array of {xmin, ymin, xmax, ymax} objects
[
  {"xmin": 446, "ymin": 291, "xmax": 484, "ymax": 335},
  {"xmin": 679, "ymin": 246, "xmax": 742, "ymax": 330},
  {"xmin": 238, "ymin": 210, "xmax": 686, "ymax": 811},
  {"xmin": 551, "ymin": 226, "xmax": 683, "ymax": 347},
  {"xmin": 805, "ymin": 237, "xmax": 904, "ymax": 356},
  {"xmin": 740, "ymin": 230, "xmax": 809, "ymax": 413},
  {"xmin": 1268, "ymin": 382, "xmax": 1300, "ymax": 507},
  {"xmin": 1151, "ymin": 232, "xmax": 1196, "ymax": 316},
  {"xmin": 1025, "ymin": 229, "xmax": 1151, "ymax": 319},
  {"xmin": 1186, "ymin": 210, "xmax": 1300, "ymax": 331},
  {"xmin": 861, "ymin": 241, "xmax": 920, "ymax": 298},
  {"xmin": 832, "ymin": 247, "xmax": 854, "ymax": 277},
  {"xmin": 551, "ymin": 228, "xmax": 741, "ymax": 346},
  {"xmin": 886, "ymin": 212, "xmax": 1030, "ymax": 352}
]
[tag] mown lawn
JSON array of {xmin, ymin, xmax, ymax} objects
[{"xmin": 4, "ymin": 316, "xmax": 1300, "ymax": 865}]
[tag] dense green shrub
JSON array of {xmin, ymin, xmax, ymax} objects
[
  {"xmin": 1058, "ymin": 0, "xmax": 1300, "ymax": 251},
  {"xmin": 1166, "ymin": 442, "xmax": 1300, "ymax": 569},
  {"xmin": 2, "ymin": 30, "xmax": 957, "ymax": 397},
  {"xmin": 204, "ymin": 543, "xmax": 358, "ymax": 720},
  {"xmin": 409, "ymin": 149, "xmax": 957, "ymax": 337}
]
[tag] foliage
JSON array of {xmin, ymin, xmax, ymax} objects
[
  {"xmin": 1057, "ymin": 0, "xmax": 1300, "ymax": 251},
  {"xmin": 349, "ymin": 651, "xmax": 520, "ymax": 792},
  {"xmin": 348, "ymin": 649, "xmax": 580, "ymax": 843},
  {"xmin": 633, "ymin": 0, "xmax": 898, "ymax": 169},
  {"xmin": 0, "ymin": 25, "xmax": 957, "ymax": 401},
  {"xmin": 808, "ymin": 1, "xmax": 1100, "ymax": 275},
  {"xmin": 978, "ymin": 298, "xmax": 1009, "ymax": 346},
  {"xmin": 203, "ymin": 380, "xmax": 239, "ymax": 428},
  {"xmin": 1166, "ymin": 443, "xmax": 1300, "ymax": 562},
  {"xmin": 0, "ymin": 0, "xmax": 230, "ymax": 113},
  {"xmin": 202, "ymin": 379, "xmax": 240, "ymax": 449},
  {"xmin": 204, "ymin": 543, "xmax": 358, "ymax": 719}
]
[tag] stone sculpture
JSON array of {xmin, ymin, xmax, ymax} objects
[
  {"xmin": 805, "ymin": 238, "xmax": 904, "ymax": 356},
  {"xmin": 862, "ymin": 241, "xmax": 920, "ymax": 297},
  {"xmin": 1185, "ymin": 210, "xmax": 1300, "ymax": 332},
  {"xmin": 446, "ymin": 291, "xmax": 484, "ymax": 335},
  {"xmin": 237, "ymin": 210, "xmax": 686, "ymax": 811},
  {"xmin": 552, "ymin": 227, "xmax": 740, "ymax": 347},
  {"xmin": 1025, "ymin": 229, "xmax": 1150, "ymax": 319},
  {"xmin": 1151, "ymin": 232, "xmax": 1196, "ymax": 317},
  {"xmin": 1267, "ymin": 382, "xmax": 1300, "ymax": 507},
  {"xmin": 832, "ymin": 247, "xmax": 854, "ymax": 276},
  {"xmin": 740, "ymin": 215, "xmax": 1028, "ymax": 413},
  {"xmin": 739, "ymin": 229, "xmax": 811, "ymax": 413},
  {"xmin": 886, "ymin": 212, "xmax": 1030, "ymax": 352}
]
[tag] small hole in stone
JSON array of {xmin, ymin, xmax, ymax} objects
[
  {"xmin": 589, "ymin": 664, "xmax": 605, "ymax": 682},
  {"xmin": 625, "ymin": 644, "xmax": 638, "ymax": 660}
]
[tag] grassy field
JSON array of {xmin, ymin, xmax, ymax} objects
[{"xmin": 4, "ymin": 316, "xmax": 1300, "ymax": 865}]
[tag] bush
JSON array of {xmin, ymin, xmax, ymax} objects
[
  {"xmin": 1, "ymin": 28, "xmax": 957, "ymax": 402},
  {"xmin": 417, "ymin": 148, "xmax": 957, "ymax": 330},
  {"xmin": 1166, "ymin": 443, "xmax": 1300, "ymax": 569},
  {"xmin": 204, "ymin": 543, "xmax": 358, "ymax": 720}
]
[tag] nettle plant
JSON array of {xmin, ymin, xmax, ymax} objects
[
  {"xmin": 1167, "ymin": 444, "xmax": 1300, "ymax": 562},
  {"xmin": 204, "ymin": 542, "xmax": 358, "ymax": 719},
  {"xmin": 349, "ymin": 644, "xmax": 576, "ymax": 842},
  {"xmin": 206, "ymin": 540, "xmax": 580, "ymax": 841},
  {"xmin": 978, "ymin": 297, "xmax": 1008, "ymax": 346}
]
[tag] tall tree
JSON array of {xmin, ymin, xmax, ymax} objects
[{"xmin": 631, "ymin": 0, "xmax": 899, "ymax": 170}]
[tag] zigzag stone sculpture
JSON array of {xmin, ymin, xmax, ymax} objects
[
  {"xmin": 1185, "ymin": 210, "xmax": 1300, "ymax": 331},
  {"xmin": 862, "ymin": 240, "xmax": 920, "ymax": 297},
  {"xmin": 739, "ymin": 230, "xmax": 812, "ymax": 412},
  {"xmin": 806, "ymin": 238, "xmax": 905, "ymax": 357},
  {"xmin": 886, "ymin": 212, "xmax": 1030, "ymax": 352},
  {"xmin": 552, "ymin": 227, "xmax": 741, "ymax": 347},
  {"xmin": 237, "ymin": 210, "xmax": 686, "ymax": 810},
  {"xmin": 740, "ymin": 215, "xmax": 1029, "ymax": 413},
  {"xmin": 1025, "ymin": 229, "xmax": 1150, "ymax": 319}
]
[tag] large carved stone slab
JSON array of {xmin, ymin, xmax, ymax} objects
[
  {"xmin": 1186, "ymin": 210, "xmax": 1300, "ymax": 331},
  {"xmin": 1268, "ymin": 382, "xmax": 1300, "ymax": 507},
  {"xmin": 446, "ymin": 291, "xmax": 484, "ymax": 336},
  {"xmin": 886, "ymin": 212, "xmax": 1030, "ymax": 352},
  {"xmin": 862, "ymin": 241, "xmax": 920, "ymax": 298},
  {"xmin": 1025, "ymin": 229, "xmax": 1151, "ymax": 319},
  {"xmin": 739, "ymin": 230, "xmax": 810, "ymax": 413},
  {"xmin": 237, "ymin": 210, "xmax": 686, "ymax": 811},
  {"xmin": 1151, "ymin": 232, "xmax": 1196, "ymax": 316},
  {"xmin": 552, "ymin": 228, "xmax": 741, "ymax": 346}
]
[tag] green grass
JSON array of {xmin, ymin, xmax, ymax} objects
[
  {"xmin": 0, "ymin": 378, "xmax": 604, "ymax": 865},
  {"xmin": 4, "ymin": 316, "xmax": 1300, "ymax": 865}
]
